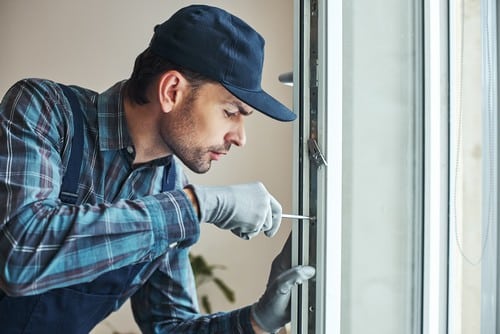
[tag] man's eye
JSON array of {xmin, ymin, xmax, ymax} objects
[{"xmin": 225, "ymin": 110, "xmax": 237, "ymax": 118}]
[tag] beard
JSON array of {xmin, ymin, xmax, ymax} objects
[
  {"xmin": 160, "ymin": 90, "xmax": 229, "ymax": 174},
  {"xmin": 173, "ymin": 143, "xmax": 229, "ymax": 174}
]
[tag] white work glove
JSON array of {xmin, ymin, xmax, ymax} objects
[
  {"xmin": 251, "ymin": 234, "xmax": 316, "ymax": 333},
  {"xmin": 189, "ymin": 182, "xmax": 282, "ymax": 239}
]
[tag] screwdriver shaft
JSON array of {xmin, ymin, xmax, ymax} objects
[{"xmin": 282, "ymin": 213, "xmax": 314, "ymax": 220}]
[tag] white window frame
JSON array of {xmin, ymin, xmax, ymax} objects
[{"xmin": 291, "ymin": 1, "xmax": 499, "ymax": 333}]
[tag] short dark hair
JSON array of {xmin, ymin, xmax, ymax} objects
[{"xmin": 125, "ymin": 48, "xmax": 214, "ymax": 105}]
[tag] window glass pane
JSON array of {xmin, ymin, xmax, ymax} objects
[
  {"xmin": 341, "ymin": 1, "xmax": 422, "ymax": 333},
  {"xmin": 449, "ymin": 0, "xmax": 482, "ymax": 333}
]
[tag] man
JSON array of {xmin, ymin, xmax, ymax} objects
[{"xmin": 0, "ymin": 5, "xmax": 314, "ymax": 333}]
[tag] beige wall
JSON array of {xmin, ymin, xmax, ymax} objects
[{"xmin": 0, "ymin": 1, "xmax": 294, "ymax": 333}]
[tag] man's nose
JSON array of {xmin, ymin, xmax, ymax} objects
[{"xmin": 226, "ymin": 122, "xmax": 246, "ymax": 147}]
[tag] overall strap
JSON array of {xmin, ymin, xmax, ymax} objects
[
  {"xmin": 58, "ymin": 84, "xmax": 84, "ymax": 204},
  {"xmin": 161, "ymin": 156, "xmax": 177, "ymax": 192}
]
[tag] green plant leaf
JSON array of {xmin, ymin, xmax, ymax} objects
[
  {"xmin": 190, "ymin": 253, "xmax": 235, "ymax": 312},
  {"xmin": 213, "ymin": 277, "xmax": 235, "ymax": 302},
  {"xmin": 201, "ymin": 295, "xmax": 212, "ymax": 314},
  {"xmin": 189, "ymin": 254, "xmax": 213, "ymax": 276}
]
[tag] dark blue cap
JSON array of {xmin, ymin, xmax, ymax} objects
[{"xmin": 150, "ymin": 5, "xmax": 296, "ymax": 122}]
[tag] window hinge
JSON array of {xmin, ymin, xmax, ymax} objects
[{"xmin": 308, "ymin": 138, "xmax": 328, "ymax": 167}]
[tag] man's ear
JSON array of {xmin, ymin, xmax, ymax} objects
[{"xmin": 157, "ymin": 70, "xmax": 189, "ymax": 113}]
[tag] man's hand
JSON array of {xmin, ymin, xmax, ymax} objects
[
  {"xmin": 187, "ymin": 182, "xmax": 282, "ymax": 239},
  {"xmin": 250, "ymin": 234, "xmax": 315, "ymax": 333}
]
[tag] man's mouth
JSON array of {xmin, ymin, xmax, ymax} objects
[{"xmin": 209, "ymin": 151, "xmax": 227, "ymax": 161}]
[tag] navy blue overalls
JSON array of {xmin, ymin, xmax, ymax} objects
[{"xmin": 0, "ymin": 84, "xmax": 176, "ymax": 333}]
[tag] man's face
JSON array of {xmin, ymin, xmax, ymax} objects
[{"xmin": 160, "ymin": 82, "xmax": 253, "ymax": 173}]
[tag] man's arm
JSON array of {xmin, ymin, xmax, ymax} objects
[
  {"xmin": 0, "ymin": 79, "xmax": 200, "ymax": 296},
  {"xmin": 183, "ymin": 186, "xmax": 199, "ymax": 217},
  {"xmin": 251, "ymin": 317, "xmax": 268, "ymax": 334},
  {"xmin": 132, "ymin": 233, "xmax": 314, "ymax": 334},
  {"xmin": 131, "ymin": 246, "xmax": 257, "ymax": 333}
]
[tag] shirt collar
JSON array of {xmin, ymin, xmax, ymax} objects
[
  {"xmin": 97, "ymin": 81, "xmax": 132, "ymax": 151},
  {"xmin": 96, "ymin": 81, "xmax": 173, "ymax": 167}
]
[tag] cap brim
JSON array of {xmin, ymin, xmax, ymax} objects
[{"xmin": 222, "ymin": 83, "xmax": 296, "ymax": 122}]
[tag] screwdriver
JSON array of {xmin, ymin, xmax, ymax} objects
[{"xmin": 281, "ymin": 213, "xmax": 315, "ymax": 221}]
